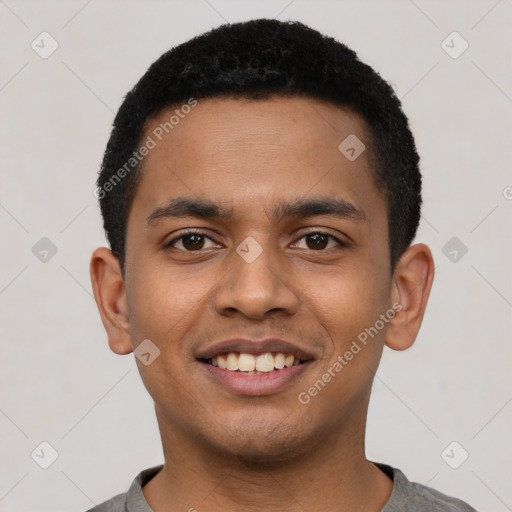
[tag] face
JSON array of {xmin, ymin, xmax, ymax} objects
[{"xmin": 121, "ymin": 97, "xmax": 395, "ymax": 461}]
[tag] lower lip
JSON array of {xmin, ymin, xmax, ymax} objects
[{"xmin": 199, "ymin": 361, "xmax": 312, "ymax": 396}]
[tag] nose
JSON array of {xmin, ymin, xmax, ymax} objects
[{"xmin": 212, "ymin": 238, "xmax": 300, "ymax": 320}]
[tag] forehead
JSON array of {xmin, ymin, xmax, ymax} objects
[
  {"xmin": 130, "ymin": 96, "xmax": 385, "ymax": 226},
  {"xmin": 144, "ymin": 96, "xmax": 370, "ymax": 160}
]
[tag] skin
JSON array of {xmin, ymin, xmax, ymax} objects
[{"xmin": 90, "ymin": 97, "xmax": 435, "ymax": 511}]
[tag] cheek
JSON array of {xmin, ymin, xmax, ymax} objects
[
  {"xmin": 125, "ymin": 265, "xmax": 203, "ymax": 411},
  {"xmin": 297, "ymin": 271, "xmax": 390, "ymax": 418},
  {"xmin": 307, "ymin": 261, "xmax": 389, "ymax": 335},
  {"xmin": 126, "ymin": 261, "xmax": 181, "ymax": 343},
  {"xmin": 126, "ymin": 260, "xmax": 215, "ymax": 350}
]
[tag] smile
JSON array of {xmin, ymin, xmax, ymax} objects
[
  {"xmin": 200, "ymin": 353, "xmax": 312, "ymax": 396},
  {"xmin": 205, "ymin": 352, "xmax": 304, "ymax": 374}
]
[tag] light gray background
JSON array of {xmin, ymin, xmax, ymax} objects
[{"xmin": 0, "ymin": 0, "xmax": 511, "ymax": 510}]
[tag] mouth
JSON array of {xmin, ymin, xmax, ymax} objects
[
  {"xmin": 197, "ymin": 340, "xmax": 315, "ymax": 396},
  {"xmin": 196, "ymin": 338, "xmax": 316, "ymax": 395},
  {"xmin": 201, "ymin": 351, "xmax": 309, "ymax": 375}
]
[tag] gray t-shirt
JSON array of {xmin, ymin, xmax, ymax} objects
[{"xmin": 86, "ymin": 462, "xmax": 477, "ymax": 511}]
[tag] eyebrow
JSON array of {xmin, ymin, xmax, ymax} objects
[{"xmin": 147, "ymin": 196, "xmax": 367, "ymax": 225}]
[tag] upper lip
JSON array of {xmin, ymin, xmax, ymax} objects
[{"xmin": 196, "ymin": 338, "xmax": 316, "ymax": 361}]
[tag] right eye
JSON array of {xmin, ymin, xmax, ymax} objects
[{"xmin": 166, "ymin": 230, "xmax": 219, "ymax": 252}]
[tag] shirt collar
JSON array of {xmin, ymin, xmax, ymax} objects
[
  {"xmin": 125, "ymin": 462, "xmax": 403, "ymax": 511},
  {"xmin": 126, "ymin": 464, "xmax": 163, "ymax": 511}
]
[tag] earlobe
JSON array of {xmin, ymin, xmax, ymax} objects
[
  {"xmin": 90, "ymin": 247, "xmax": 133, "ymax": 355},
  {"xmin": 385, "ymin": 243, "xmax": 435, "ymax": 351}
]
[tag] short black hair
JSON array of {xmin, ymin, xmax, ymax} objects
[{"xmin": 97, "ymin": 18, "xmax": 421, "ymax": 275}]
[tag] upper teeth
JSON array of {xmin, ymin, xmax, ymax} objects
[{"xmin": 211, "ymin": 352, "xmax": 300, "ymax": 372}]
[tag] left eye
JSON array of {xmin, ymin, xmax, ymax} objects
[
  {"xmin": 167, "ymin": 231, "xmax": 344, "ymax": 252},
  {"xmin": 292, "ymin": 232, "xmax": 344, "ymax": 251}
]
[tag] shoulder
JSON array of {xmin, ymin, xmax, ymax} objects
[
  {"xmin": 82, "ymin": 464, "xmax": 163, "ymax": 512},
  {"xmin": 375, "ymin": 463, "xmax": 478, "ymax": 512},
  {"xmin": 85, "ymin": 492, "xmax": 127, "ymax": 512},
  {"xmin": 406, "ymin": 480, "xmax": 478, "ymax": 511}
]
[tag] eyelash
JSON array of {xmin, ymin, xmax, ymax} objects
[{"xmin": 165, "ymin": 229, "xmax": 348, "ymax": 252}]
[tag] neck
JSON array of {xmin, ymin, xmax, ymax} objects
[{"xmin": 143, "ymin": 400, "xmax": 393, "ymax": 511}]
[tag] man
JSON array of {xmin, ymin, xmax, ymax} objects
[{"xmin": 88, "ymin": 18, "xmax": 477, "ymax": 511}]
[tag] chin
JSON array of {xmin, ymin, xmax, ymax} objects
[
  {"xmin": 205, "ymin": 418, "xmax": 313, "ymax": 466},
  {"xmin": 217, "ymin": 440, "xmax": 304, "ymax": 467}
]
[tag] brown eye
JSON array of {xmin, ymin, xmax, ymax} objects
[
  {"xmin": 179, "ymin": 234, "xmax": 206, "ymax": 251},
  {"xmin": 167, "ymin": 231, "xmax": 217, "ymax": 251},
  {"xmin": 305, "ymin": 233, "xmax": 329, "ymax": 250},
  {"xmin": 294, "ymin": 232, "xmax": 345, "ymax": 251}
]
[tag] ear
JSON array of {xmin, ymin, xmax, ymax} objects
[
  {"xmin": 385, "ymin": 243, "xmax": 435, "ymax": 351},
  {"xmin": 90, "ymin": 247, "xmax": 133, "ymax": 355}
]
